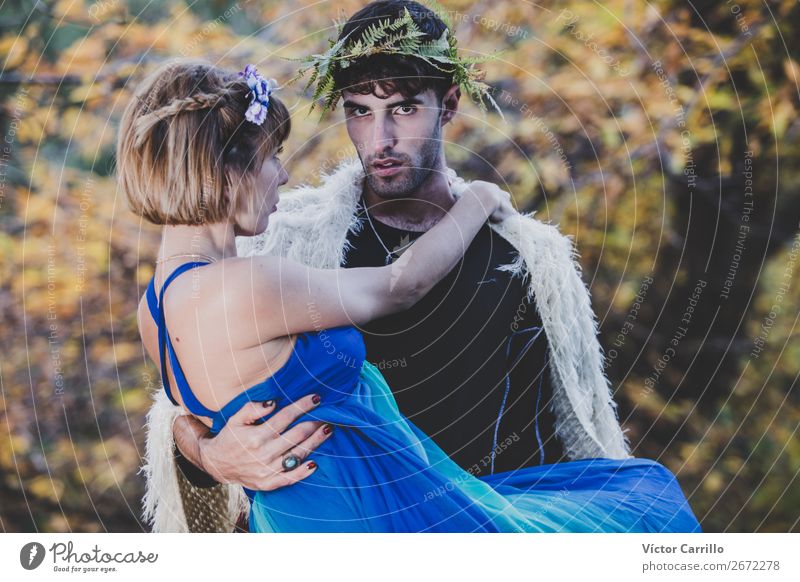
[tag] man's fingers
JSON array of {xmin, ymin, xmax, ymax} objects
[
  {"xmin": 228, "ymin": 399, "xmax": 277, "ymax": 426},
  {"xmin": 263, "ymin": 393, "xmax": 321, "ymax": 436},
  {"xmin": 272, "ymin": 420, "xmax": 326, "ymax": 451},
  {"xmin": 262, "ymin": 459, "xmax": 319, "ymax": 491},
  {"xmin": 284, "ymin": 422, "xmax": 334, "ymax": 457},
  {"xmin": 256, "ymin": 422, "xmax": 332, "ymax": 489}
]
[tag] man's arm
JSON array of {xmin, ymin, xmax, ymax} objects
[
  {"xmin": 170, "ymin": 395, "xmax": 331, "ymax": 491},
  {"xmin": 173, "ymin": 415, "xmax": 219, "ymax": 488}
]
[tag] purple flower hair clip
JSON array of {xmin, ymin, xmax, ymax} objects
[{"xmin": 239, "ymin": 64, "xmax": 278, "ymax": 125}]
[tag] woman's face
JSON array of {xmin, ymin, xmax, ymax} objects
[{"xmin": 233, "ymin": 145, "xmax": 289, "ymax": 236}]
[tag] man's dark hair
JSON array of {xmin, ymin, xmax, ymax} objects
[{"xmin": 333, "ymin": 0, "xmax": 456, "ymax": 103}]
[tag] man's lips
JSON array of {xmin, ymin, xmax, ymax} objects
[{"xmin": 371, "ymin": 158, "xmax": 404, "ymax": 177}]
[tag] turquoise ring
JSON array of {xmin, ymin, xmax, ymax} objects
[{"xmin": 281, "ymin": 454, "xmax": 301, "ymax": 472}]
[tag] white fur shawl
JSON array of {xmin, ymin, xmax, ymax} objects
[{"xmin": 140, "ymin": 158, "xmax": 631, "ymax": 532}]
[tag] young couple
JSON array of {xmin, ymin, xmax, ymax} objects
[{"xmin": 125, "ymin": 1, "xmax": 701, "ymax": 533}]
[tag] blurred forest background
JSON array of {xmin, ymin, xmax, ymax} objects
[{"xmin": 0, "ymin": 0, "xmax": 798, "ymax": 532}]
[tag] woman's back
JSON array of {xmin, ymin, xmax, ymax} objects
[{"xmin": 138, "ymin": 260, "xmax": 304, "ymax": 430}]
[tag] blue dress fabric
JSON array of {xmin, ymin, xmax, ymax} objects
[{"xmin": 147, "ymin": 262, "xmax": 702, "ymax": 533}]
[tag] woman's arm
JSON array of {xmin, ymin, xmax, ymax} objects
[{"xmin": 244, "ymin": 181, "xmax": 514, "ymax": 338}]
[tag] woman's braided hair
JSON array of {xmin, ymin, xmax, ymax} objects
[
  {"xmin": 117, "ymin": 59, "xmax": 291, "ymax": 226},
  {"xmin": 132, "ymin": 91, "xmax": 227, "ymax": 148}
]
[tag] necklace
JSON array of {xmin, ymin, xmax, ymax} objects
[
  {"xmin": 155, "ymin": 252, "xmax": 220, "ymax": 265},
  {"xmin": 359, "ymin": 198, "xmax": 418, "ymax": 265}
]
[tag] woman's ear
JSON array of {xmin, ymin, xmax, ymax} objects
[{"xmin": 440, "ymin": 85, "xmax": 461, "ymax": 126}]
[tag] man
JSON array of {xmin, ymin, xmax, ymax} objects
[{"xmin": 140, "ymin": 0, "xmax": 630, "ymax": 533}]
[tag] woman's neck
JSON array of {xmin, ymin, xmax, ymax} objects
[{"xmin": 157, "ymin": 221, "xmax": 237, "ymax": 266}]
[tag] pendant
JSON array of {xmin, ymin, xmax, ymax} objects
[{"xmin": 385, "ymin": 253, "xmax": 394, "ymax": 265}]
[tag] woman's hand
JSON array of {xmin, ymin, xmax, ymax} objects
[
  {"xmin": 191, "ymin": 393, "xmax": 333, "ymax": 491},
  {"xmin": 461, "ymin": 180, "xmax": 517, "ymax": 223}
]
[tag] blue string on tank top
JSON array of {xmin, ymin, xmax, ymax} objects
[{"xmin": 490, "ymin": 324, "xmax": 546, "ymax": 474}]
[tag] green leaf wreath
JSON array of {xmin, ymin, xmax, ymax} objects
[{"xmin": 286, "ymin": 4, "xmax": 506, "ymax": 118}]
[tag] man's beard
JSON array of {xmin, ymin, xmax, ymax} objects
[{"xmin": 362, "ymin": 129, "xmax": 442, "ymax": 200}]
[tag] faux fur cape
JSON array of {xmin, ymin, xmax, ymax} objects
[{"xmin": 140, "ymin": 158, "xmax": 631, "ymax": 532}]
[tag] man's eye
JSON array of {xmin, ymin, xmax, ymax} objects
[
  {"xmin": 395, "ymin": 105, "xmax": 416, "ymax": 115},
  {"xmin": 350, "ymin": 107, "xmax": 370, "ymax": 117}
]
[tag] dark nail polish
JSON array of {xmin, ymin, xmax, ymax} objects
[
  {"xmin": 262, "ymin": 400, "xmax": 275, "ymax": 408},
  {"xmin": 307, "ymin": 461, "xmax": 317, "ymax": 470},
  {"xmin": 323, "ymin": 424, "xmax": 333, "ymax": 435},
  {"xmin": 312, "ymin": 394, "xmax": 321, "ymax": 405}
]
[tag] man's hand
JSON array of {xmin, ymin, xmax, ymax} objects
[{"xmin": 173, "ymin": 394, "xmax": 333, "ymax": 491}]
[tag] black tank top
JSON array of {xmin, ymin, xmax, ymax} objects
[{"xmin": 342, "ymin": 197, "xmax": 563, "ymax": 474}]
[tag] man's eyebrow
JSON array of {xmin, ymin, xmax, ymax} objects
[{"xmin": 342, "ymin": 96, "xmax": 425, "ymax": 110}]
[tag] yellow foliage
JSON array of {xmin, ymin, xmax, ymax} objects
[
  {"xmin": 16, "ymin": 109, "xmax": 52, "ymax": 144},
  {"xmin": 28, "ymin": 475, "xmax": 64, "ymax": 502},
  {"xmin": 702, "ymin": 471, "xmax": 724, "ymax": 495},
  {"xmin": 68, "ymin": 83, "xmax": 107, "ymax": 107},
  {"xmin": 0, "ymin": 35, "xmax": 29, "ymax": 69},
  {"xmin": 52, "ymin": 0, "xmax": 89, "ymax": 21}
]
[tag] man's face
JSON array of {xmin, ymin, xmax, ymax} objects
[{"xmin": 342, "ymin": 87, "xmax": 444, "ymax": 199}]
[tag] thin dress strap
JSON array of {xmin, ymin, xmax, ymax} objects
[{"xmin": 146, "ymin": 261, "xmax": 216, "ymax": 418}]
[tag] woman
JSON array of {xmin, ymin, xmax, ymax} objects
[{"xmin": 119, "ymin": 59, "xmax": 701, "ymax": 532}]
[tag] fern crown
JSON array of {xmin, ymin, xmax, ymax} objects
[{"xmin": 288, "ymin": 6, "xmax": 505, "ymax": 119}]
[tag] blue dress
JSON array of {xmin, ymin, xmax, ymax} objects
[{"xmin": 147, "ymin": 262, "xmax": 702, "ymax": 533}]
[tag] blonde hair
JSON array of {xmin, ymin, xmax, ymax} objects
[{"xmin": 116, "ymin": 59, "xmax": 291, "ymax": 225}]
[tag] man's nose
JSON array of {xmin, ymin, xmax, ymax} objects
[{"xmin": 371, "ymin": 118, "xmax": 396, "ymax": 155}]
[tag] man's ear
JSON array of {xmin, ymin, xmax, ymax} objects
[{"xmin": 440, "ymin": 84, "xmax": 460, "ymax": 126}]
